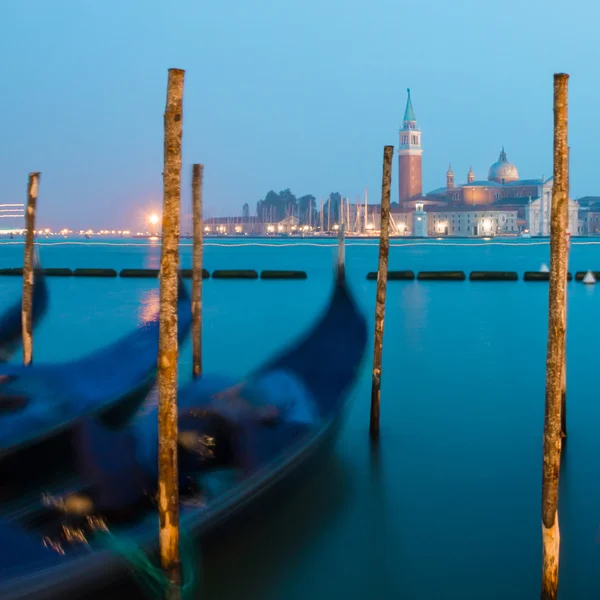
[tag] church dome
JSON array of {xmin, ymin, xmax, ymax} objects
[{"xmin": 488, "ymin": 147, "xmax": 519, "ymax": 183}]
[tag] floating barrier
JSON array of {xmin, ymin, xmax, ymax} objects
[
  {"xmin": 180, "ymin": 269, "xmax": 210, "ymax": 279},
  {"xmin": 212, "ymin": 269, "xmax": 259, "ymax": 280},
  {"xmin": 575, "ymin": 271, "xmax": 600, "ymax": 282},
  {"xmin": 120, "ymin": 269, "xmax": 160, "ymax": 278},
  {"xmin": 469, "ymin": 271, "xmax": 518, "ymax": 281},
  {"xmin": 524, "ymin": 271, "xmax": 573, "ymax": 282},
  {"xmin": 39, "ymin": 268, "xmax": 73, "ymax": 277},
  {"xmin": 366, "ymin": 270, "xmax": 415, "ymax": 281},
  {"xmin": 0, "ymin": 268, "xmax": 24, "ymax": 276},
  {"xmin": 0, "ymin": 267, "xmax": 74, "ymax": 276},
  {"xmin": 73, "ymin": 268, "xmax": 118, "ymax": 277},
  {"xmin": 0, "ymin": 267, "xmax": 590, "ymax": 284},
  {"xmin": 417, "ymin": 271, "xmax": 466, "ymax": 281},
  {"xmin": 260, "ymin": 270, "xmax": 308, "ymax": 280}
]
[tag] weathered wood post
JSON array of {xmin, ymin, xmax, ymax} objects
[
  {"xmin": 337, "ymin": 224, "xmax": 345, "ymax": 279},
  {"xmin": 541, "ymin": 72, "xmax": 569, "ymax": 600},
  {"xmin": 561, "ymin": 229, "xmax": 570, "ymax": 439},
  {"xmin": 191, "ymin": 163, "xmax": 204, "ymax": 379},
  {"xmin": 22, "ymin": 172, "xmax": 40, "ymax": 366},
  {"xmin": 158, "ymin": 67, "xmax": 185, "ymax": 600},
  {"xmin": 560, "ymin": 144, "xmax": 571, "ymax": 440},
  {"xmin": 370, "ymin": 145, "xmax": 393, "ymax": 440}
]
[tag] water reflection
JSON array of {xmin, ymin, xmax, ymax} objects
[
  {"xmin": 201, "ymin": 455, "xmax": 353, "ymax": 600},
  {"xmin": 144, "ymin": 240, "xmax": 161, "ymax": 270},
  {"xmin": 138, "ymin": 288, "xmax": 159, "ymax": 324}
]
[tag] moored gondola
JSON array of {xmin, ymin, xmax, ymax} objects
[
  {"xmin": 0, "ymin": 261, "xmax": 367, "ymax": 600},
  {"xmin": 0, "ymin": 278, "xmax": 192, "ymax": 466}
]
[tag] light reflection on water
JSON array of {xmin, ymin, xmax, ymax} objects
[{"xmin": 138, "ymin": 288, "xmax": 160, "ymax": 323}]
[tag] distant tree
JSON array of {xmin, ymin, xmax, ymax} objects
[
  {"xmin": 324, "ymin": 192, "xmax": 342, "ymax": 225},
  {"xmin": 297, "ymin": 194, "xmax": 316, "ymax": 225},
  {"xmin": 242, "ymin": 203, "xmax": 250, "ymax": 219},
  {"xmin": 279, "ymin": 189, "xmax": 297, "ymax": 219}
]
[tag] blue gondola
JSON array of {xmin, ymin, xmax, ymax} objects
[
  {"xmin": 0, "ymin": 278, "xmax": 192, "ymax": 462},
  {"xmin": 0, "ymin": 261, "xmax": 367, "ymax": 600}
]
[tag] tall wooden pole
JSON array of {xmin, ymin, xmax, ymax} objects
[
  {"xmin": 541, "ymin": 72, "xmax": 569, "ymax": 600},
  {"xmin": 191, "ymin": 163, "xmax": 204, "ymax": 379},
  {"xmin": 22, "ymin": 172, "xmax": 40, "ymax": 366},
  {"xmin": 158, "ymin": 67, "xmax": 184, "ymax": 600},
  {"xmin": 561, "ymin": 146, "xmax": 571, "ymax": 440},
  {"xmin": 370, "ymin": 146, "xmax": 393, "ymax": 440}
]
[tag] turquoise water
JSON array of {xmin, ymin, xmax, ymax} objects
[{"xmin": 1, "ymin": 238, "xmax": 600, "ymax": 599}]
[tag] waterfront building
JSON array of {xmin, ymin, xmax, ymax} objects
[{"xmin": 396, "ymin": 90, "xmax": 579, "ymax": 236}]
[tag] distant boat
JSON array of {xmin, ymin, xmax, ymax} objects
[{"xmin": 583, "ymin": 270, "xmax": 596, "ymax": 285}]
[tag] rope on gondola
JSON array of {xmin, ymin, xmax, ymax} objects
[{"xmin": 95, "ymin": 527, "xmax": 201, "ymax": 600}]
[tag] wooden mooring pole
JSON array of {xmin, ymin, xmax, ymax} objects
[
  {"xmin": 338, "ymin": 223, "xmax": 345, "ymax": 279},
  {"xmin": 158, "ymin": 67, "xmax": 185, "ymax": 600},
  {"xmin": 541, "ymin": 72, "xmax": 569, "ymax": 600},
  {"xmin": 561, "ymin": 145, "xmax": 571, "ymax": 440},
  {"xmin": 22, "ymin": 172, "xmax": 40, "ymax": 366},
  {"xmin": 191, "ymin": 163, "xmax": 204, "ymax": 379},
  {"xmin": 369, "ymin": 145, "xmax": 393, "ymax": 440}
]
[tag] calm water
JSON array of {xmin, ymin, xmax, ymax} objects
[{"xmin": 1, "ymin": 237, "xmax": 600, "ymax": 599}]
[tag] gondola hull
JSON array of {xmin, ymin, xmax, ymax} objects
[{"xmin": 0, "ymin": 402, "xmax": 347, "ymax": 600}]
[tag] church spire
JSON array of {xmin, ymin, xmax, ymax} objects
[
  {"xmin": 403, "ymin": 88, "xmax": 416, "ymax": 122},
  {"xmin": 467, "ymin": 165, "xmax": 475, "ymax": 183},
  {"xmin": 446, "ymin": 163, "xmax": 454, "ymax": 189}
]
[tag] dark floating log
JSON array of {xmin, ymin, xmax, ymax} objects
[
  {"xmin": 180, "ymin": 268, "xmax": 210, "ymax": 279},
  {"xmin": 212, "ymin": 269, "xmax": 258, "ymax": 279},
  {"xmin": 0, "ymin": 268, "xmax": 74, "ymax": 277},
  {"xmin": 120, "ymin": 269, "xmax": 160, "ymax": 278},
  {"xmin": 524, "ymin": 271, "xmax": 573, "ymax": 281},
  {"xmin": 574, "ymin": 271, "xmax": 600, "ymax": 281},
  {"xmin": 0, "ymin": 268, "xmax": 23, "ymax": 276},
  {"xmin": 260, "ymin": 270, "xmax": 308, "ymax": 280},
  {"xmin": 366, "ymin": 270, "xmax": 414, "ymax": 281},
  {"xmin": 417, "ymin": 271, "xmax": 466, "ymax": 281},
  {"xmin": 469, "ymin": 271, "xmax": 518, "ymax": 281},
  {"xmin": 37, "ymin": 268, "xmax": 72, "ymax": 277},
  {"xmin": 73, "ymin": 268, "xmax": 118, "ymax": 277}
]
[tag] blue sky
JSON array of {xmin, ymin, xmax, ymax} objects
[{"xmin": 1, "ymin": 0, "xmax": 599, "ymax": 230}]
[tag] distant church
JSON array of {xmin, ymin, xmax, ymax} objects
[{"xmin": 395, "ymin": 89, "xmax": 579, "ymax": 236}]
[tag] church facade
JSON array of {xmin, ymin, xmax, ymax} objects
[{"xmin": 395, "ymin": 90, "xmax": 579, "ymax": 236}]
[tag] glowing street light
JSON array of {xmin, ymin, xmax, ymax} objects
[{"xmin": 149, "ymin": 213, "xmax": 160, "ymax": 227}]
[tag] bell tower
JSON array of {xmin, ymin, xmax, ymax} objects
[
  {"xmin": 398, "ymin": 88, "xmax": 423, "ymax": 207},
  {"xmin": 446, "ymin": 164, "xmax": 454, "ymax": 189}
]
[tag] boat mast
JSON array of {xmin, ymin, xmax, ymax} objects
[
  {"xmin": 346, "ymin": 197, "xmax": 351, "ymax": 231},
  {"xmin": 320, "ymin": 199, "xmax": 324, "ymax": 233}
]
